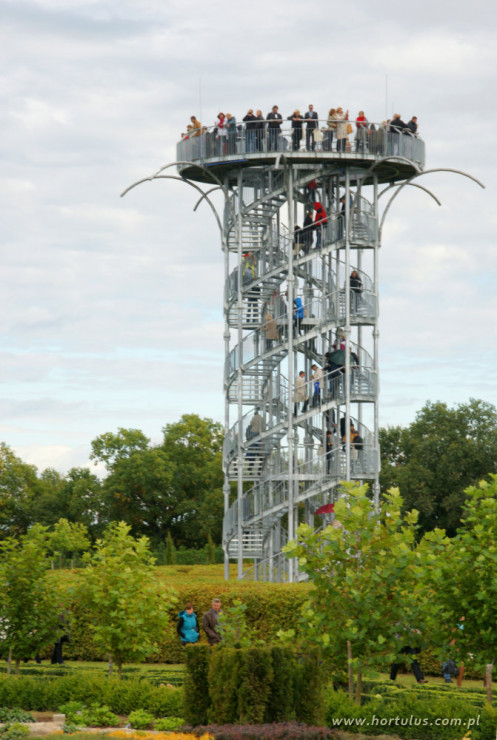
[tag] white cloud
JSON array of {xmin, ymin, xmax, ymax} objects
[{"xmin": 0, "ymin": 0, "xmax": 496, "ymax": 471}]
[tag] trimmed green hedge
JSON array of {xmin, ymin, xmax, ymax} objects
[
  {"xmin": 326, "ymin": 686, "xmax": 497, "ymax": 740},
  {"xmin": 0, "ymin": 673, "xmax": 182, "ymax": 717},
  {"xmin": 184, "ymin": 646, "xmax": 325, "ymax": 727},
  {"xmin": 54, "ymin": 570, "xmax": 311, "ymax": 664}
]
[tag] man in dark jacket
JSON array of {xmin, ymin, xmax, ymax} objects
[
  {"xmin": 202, "ymin": 598, "xmax": 222, "ymax": 645},
  {"xmin": 266, "ymin": 106, "xmax": 282, "ymax": 151},
  {"xmin": 304, "ymin": 104, "xmax": 319, "ymax": 151},
  {"xmin": 243, "ymin": 110, "xmax": 257, "ymax": 152},
  {"xmin": 302, "ymin": 210, "xmax": 314, "ymax": 253},
  {"xmin": 253, "ymin": 110, "xmax": 265, "ymax": 152},
  {"xmin": 406, "ymin": 116, "xmax": 418, "ymax": 135}
]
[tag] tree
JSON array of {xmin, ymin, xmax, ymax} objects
[
  {"xmin": 79, "ymin": 521, "xmax": 176, "ymax": 677},
  {"xmin": 424, "ymin": 477, "xmax": 497, "ymax": 703},
  {"xmin": 90, "ymin": 428, "xmax": 151, "ymax": 470},
  {"xmin": 48, "ymin": 518, "xmax": 91, "ymax": 568},
  {"xmin": 56, "ymin": 468, "xmax": 104, "ymax": 537},
  {"xmin": 99, "ymin": 447, "xmax": 175, "ymax": 545},
  {"xmin": 89, "ymin": 416, "xmax": 224, "ymax": 548},
  {"xmin": 0, "ymin": 443, "xmax": 41, "ymax": 538},
  {"xmin": 0, "ymin": 530, "xmax": 61, "ymax": 673},
  {"xmin": 161, "ymin": 414, "xmax": 224, "ymax": 547},
  {"xmin": 165, "ymin": 530, "xmax": 176, "ymax": 565},
  {"xmin": 284, "ymin": 483, "xmax": 429, "ymax": 702},
  {"xmin": 380, "ymin": 399, "xmax": 497, "ymax": 535}
]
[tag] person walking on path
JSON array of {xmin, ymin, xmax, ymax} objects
[
  {"xmin": 203, "ymin": 598, "xmax": 223, "ymax": 646},
  {"xmin": 176, "ymin": 602, "xmax": 200, "ymax": 646}
]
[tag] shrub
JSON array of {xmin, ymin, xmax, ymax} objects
[
  {"xmin": 237, "ymin": 648, "xmax": 273, "ymax": 724},
  {"xmin": 127, "ymin": 709, "xmax": 155, "ymax": 730},
  {"xmin": 0, "ymin": 674, "xmax": 181, "ymax": 717},
  {"xmin": 187, "ymin": 722, "xmax": 335, "ymax": 739},
  {"xmin": 0, "ymin": 724, "xmax": 30, "ymax": 740},
  {"xmin": 207, "ymin": 649, "xmax": 239, "ymax": 725},
  {"xmin": 0, "ymin": 709, "xmax": 33, "ymax": 724},
  {"xmin": 154, "ymin": 716, "xmax": 185, "ymax": 731},
  {"xmin": 266, "ymin": 647, "xmax": 295, "ymax": 723},
  {"xmin": 78, "ymin": 704, "xmax": 119, "ymax": 728},
  {"xmin": 186, "ymin": 646, "xmax": 326, "ymax": 727},
  {"xmin": 295, "ymin": 651, "xmax": 326, "ymax": 727},
  {"xmin": 183, "ymin": 645, "xmax": 210, "ymax": 726},
  {"xmin": 57, "ymin": 568, "xmax": 311, "ymax": 663},
  {"xmin": 57, "ymin": 700, "xmax": 85, "ymax": 723},
  {"xmin": 478, "ymin": 703, "xmax": 497, "ymax": 740},
  {"xmin": 326, "ymin": 687, "xmax": 485, "ymax": 740}
]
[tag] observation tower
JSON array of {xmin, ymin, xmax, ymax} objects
[{"xmin": 122, "ymin": 112, "xmax": 481, "ymax": 582}]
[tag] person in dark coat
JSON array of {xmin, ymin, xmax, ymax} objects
[
  {"xmin": 243, "ymin": 110, "xmax": 257, "ymax": 152},
  {"xmin": 253, "ymin": 110, "xmax": 265, "ymax": 151},
  {"xmin": 304, "ymin": 105, "xmax": 319, "ymax": 151},
  {"xmin": 349, "ymin": 269, "xmax": 363, "ymax": 311},
  {"xmin": 302, "ymin": 210, "xmax": 314, "ymax": 253},
  {"xmin": 266, "ymin": 106, "xmax": 282, "ymax": 151},
  {"xmin": 51, "ymin": 610, "xmax": 70, "ymax": 665},
  {"xmin": 406, "ymin": 116, "xmax": 418, "ymax": 135},
  {"xmin": 202, "ymin": 599, "xmax": 222, "ymax": 646},
  {"xmin": 287, "ymin": 110, "xmax": 304, "ymax": 151}
]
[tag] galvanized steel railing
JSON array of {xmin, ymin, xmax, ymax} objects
[{"xmin": 177, "ymin": 120, "xmax": 425, "ymax": 168}]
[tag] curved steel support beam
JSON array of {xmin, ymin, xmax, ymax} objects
[
  {"xmin": 379, "ymin": 167, "xmax": 485, "ymax": 239},
  {"xmin": 344, "ymin": 156, "xmax": 422, "ymax": 242},
  {"xmin": 121, "ymin": 160, "xmax": 242, "ymax": 247},
  {"xmin": 379, "ymin": 180, "xmax": 442, "ymax": 207},
  {"xmin": 193, "ymin": 185, "xmax": 223, "ymax": 213},
  {"xmin": 122, "ymin": 173, "xmax": 224, "ymax": 235}
]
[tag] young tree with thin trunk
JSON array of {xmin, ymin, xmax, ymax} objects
[
  {"xmin": 284, "ymin": 483, "xmax": 429, "ymax": 702},
  {"xmin": 79, "ymin": 521, "xmax": 176, "ymax": 678},
  {"xmin": 424, "ymin": 476, "xmax": 497, "ymax": 704},
  {"xmin": 0, "ymin": 531, "xmax": 61, "ymax": 674}
]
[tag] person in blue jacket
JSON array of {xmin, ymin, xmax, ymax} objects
[
  {"xmin": 293, "ymin": 297, "xmax": 304, "ymax": 336},
  {"xmin": 176, "ymin": 602, "xmax": 200, "ymax": 646}
]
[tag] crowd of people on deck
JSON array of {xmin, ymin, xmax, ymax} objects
[{"xmin": 181, "ymin": 107, "xmax": 419, "ymax": 154}]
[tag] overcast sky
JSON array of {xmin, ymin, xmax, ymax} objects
[{"xmin": 1, "ymin": 0, "xmax": 495, "ymax": 475}]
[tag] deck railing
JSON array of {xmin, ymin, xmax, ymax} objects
[{"xmin": 177, "ymin": 120, "xmax": 425, "ymax": 168}]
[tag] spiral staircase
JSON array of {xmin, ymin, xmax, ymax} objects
[{"xmin": 221, "ymin": 165, "xmax": 380, "ymax": 580}]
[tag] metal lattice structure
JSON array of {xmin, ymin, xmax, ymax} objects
[{"xmin": 122, "ymin": 118, "xmax": 482, "ymax": 583}]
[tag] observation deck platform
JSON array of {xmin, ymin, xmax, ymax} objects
[{"xmin": 176, "ymin": 123, "xmax": 425, "ymax": 185}]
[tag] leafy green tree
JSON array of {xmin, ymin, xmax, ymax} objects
[
  {"xmin": 205, "ymin": 532, "xmax": 217, "ymax": 564},
  {"xmin": 100, "ymin": 447, "xmax": 175, "ymax": 545},
  {"xmin": 90, "ymin": 428, "xmax": 151, "ymax": 469},
  {"xmin": 284, "ymin": 483, "xmax": 429, "ymax": 701},
  {"xmin": 380, "ymin": 399, "xmax": 497, "ymax": 535},
  {"xmin": 58, "ymin": 468, "xmax": 104, "ymax": 536},
  {"xmin": 161, "ymin": 415, "xmax": 224, "ymax": 547},
  {"xmin": 89, "ymin": 416, "xmax": 224, "ymax": 548},
  {"xmin": 0, "ymin": 531, "xmax": 61, "ymax": 673},
  {"xmin": 424, "ymin": 477, "xmax": 497, "ymax": 702},
  {"xmin": 164, "ymin": 530, "xmax": 176, "ymax": 565},
  {"xmin": 218, "ymin": 599, "xmax": 260, "ymax": 648},
  {"xmin": 0, "ymin": 443, "xmax": 41, "ymax": 538},
  {"xmin": 48, "ymin": 518, "xmax": 91, "ymax": 568},
  {"xmin": 79, "ymin": 521, "xmax": 176, "ymax": 677}
]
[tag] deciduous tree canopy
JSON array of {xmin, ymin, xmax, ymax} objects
[{"xmin": 380, "ymin": 399, "xmax": 497, "ymax": 535}]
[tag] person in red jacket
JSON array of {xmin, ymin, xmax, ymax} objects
[
  {"xmin": 313, "ymin": 201, "xmax": 328, "ymax": 248},
  {"xmin": 355, "ymin": 110, "xmax": 369, "ymax": 152}
]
